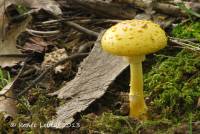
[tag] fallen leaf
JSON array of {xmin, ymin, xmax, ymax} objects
[
  {"xmin": 0, "ymin": 0, "xmax": 62, "ymax": 67},
  {"xmin": 0, "ymin": 0, "xmax": 62, "ymax": 15},
  {"xmin": 23, "ymin": 37, "xmax": 48, "ymax": 53},
  {"xmin": 17, "ymin": 0, "xmax": 62, "ymax": 15},
  {"xmin": 0, "ymin": 15, "xmax": 31, "ymax": 67},
  {"xmin": 0, "ymin": 90, "xmax": 17, "ymax": 120},
  {"xmin": 0, "ymin": 79, "xmax": 19, "ymax": 120}
]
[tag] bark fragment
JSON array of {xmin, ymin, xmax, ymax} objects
[{"xmin": 49, "ymin": 33, "xmax": 128, "ymax": 129}]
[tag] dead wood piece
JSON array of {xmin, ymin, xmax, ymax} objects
[
  {"xmin": 154, "ymin": 3, "xmax": 184, "ymax": 17},
  {"xmin": 67, "ymin": 0, "xmax": 200, "ymax": 18},
  {"xmin": 66, "ymin": 0, "xmax": 136, "ymax": 19},
  {"xmin": 131, "ymin": 1, "xmax": 200, "ymax": 17},
  {"xmin": 48, "ymin": 32, "xmax": 128, "ymax": 129}
]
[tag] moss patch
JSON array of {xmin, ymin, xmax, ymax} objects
[
  {"xmin": 80, "ymin": 113, "xmax": 136, "ymax": 134},
  {"xmin": 172, "ymin": 22, "xmax": 200, "ymax": 41},
  {"xmin": 80, "ymin": 112, "xmax": 177, "ymax": 134},
  {"xmin": 0, "ymin": 87, "xmax": 61, "ymax": 134},
  {"xmin": 144, "ymin": 49, "xmax": 200, "ymax": 121}
]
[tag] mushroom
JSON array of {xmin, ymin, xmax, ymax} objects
[{"xmin": 101, "ymin": 19, "xmax": 167, "ymax": 120}]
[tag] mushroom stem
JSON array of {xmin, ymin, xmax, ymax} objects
[{"xmin": 128, "ymin": 55, "xmax": 147, "ymax": 120}]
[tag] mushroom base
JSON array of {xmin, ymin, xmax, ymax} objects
[{"xmin": 129, "ymin": 95, "xmax": 147, "ymax": 120}]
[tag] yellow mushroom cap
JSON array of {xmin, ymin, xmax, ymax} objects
[{"xmin": 101, "ymin": 19, "xmax": 167, "ymax": 56}]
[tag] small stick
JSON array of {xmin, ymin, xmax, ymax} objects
[
  {"xmin": 0, "ymin": 54, "xmax": 28, "ymax": 58},
  {"xmin": 169, "ymin": 37, "xmax": 200, "ymax": 52},
  {"xmin": 17, "ymin": 53, "xmax": 88, "ymax": 97},
  {"xmin": 40, "ymin": 19, "xmax": 121, "ymax": 25},
  {"xmin": 64, "ymin": 21, "xmax": 99, "ymax": 37},
  {"xmin": 26, "ymin": 28, "xmax": 60, "ymax": 35}
]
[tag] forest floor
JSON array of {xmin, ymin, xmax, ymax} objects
[{"xmin": 0, "ymin": 0, "xmax": 200, "ymax": 134}]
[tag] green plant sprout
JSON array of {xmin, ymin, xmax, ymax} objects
[
  {"xmin": 0, "ymin": 68, "xmax": 11, "ymax": 90},
  {"xmin": 172, "ymin": 22, "xmax": 200, "ymax": 42},
  {"xmin": 188, "ymin": 113, "xmax": 193, "ymax": 134}
]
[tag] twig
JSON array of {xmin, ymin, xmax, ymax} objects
[
  {"xmin": 171, "ymin": 37, "xmax": 200, "ymax": 46},
  {"xmin": 26, "ymin": 28, "xmax": 60, "ymax": 35},
  {"xmin": 38, "ymin": 16, "xmax": 99, "ymax": 37},
  {"xmin": 17, "ymin": 53, "xmax": 88, "ymax": 97},
  {"xmin": 20, "ymin": 68, "xmax": 36, "ymax": 77},
  {"xmin": 26, "ymin": 32, "xmax": 57, "ymax": 37},
  {"xmin": 40, "ymin": 19, "xmax": 121, "ymax": 25},
  {"xmin": 39, "ymin": 19, "xmax": 102, "ymax": 37},
  {"xmin": 0, "ymin": 54, "xmax": 28, "ymax": 57},
  {"xmin": 64, "ymin": 21, "xmax": 99, "ymax": 37},
  {"xmin": 169, "ymin": 36, "xmax": 200, "ymax": 52},
  {"xmin": 78, "ymin": 41, "xmax": 94, "ymax": 53}
]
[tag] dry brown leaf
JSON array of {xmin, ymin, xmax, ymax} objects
[
  {"xmin": 0, "ymin": 0, "xmax": 62, "ymax": 15},
  {"xmin": 0, "ymin": 0, "xmax": 13, "ymax": 12},
  {"xmin": 19, "ymin": 0, "xmax": 62, "ymax": 15},
  {"xmin": 0, "ymin": 1, "xmax": 26, "ymax": 67},
  {"xmin": 0, "ymin": 16, "xmax": 31, "ymax": 67},
  {"xmin": 23, "ymin": 37, "xmax": 48, "ymax": 53},
  {"xmin": 0, "ymin": 82, "xmax": 17, "ymax": 119}
]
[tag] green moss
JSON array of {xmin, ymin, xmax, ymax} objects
[
  {"xmin": 0, "ymin": 87, "xmax": 60, "ymax": 134},
  {"xmin": 144, "ymin": 49, "xmax": 200, "ymax": 120},
  {"xmin": 80, "ymin": 113, "xmax": 136, "ymax": 134},
  {"xmin": 172, "ymin": 22, "xmax": 200, "ymax": 41},
  {"xmin": 80, "ymin": 112, "xmax": 177, "ymax": 134},
  {"xmin": 135, "ymin": 119, "xmax": 174, "ymax": 134}
]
